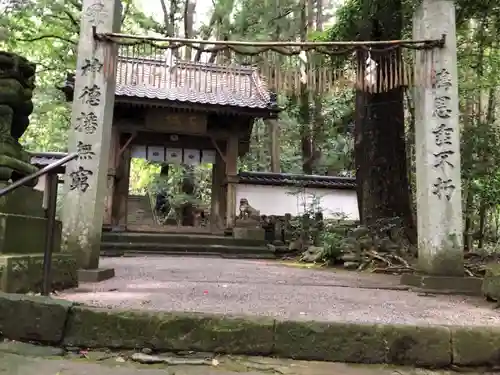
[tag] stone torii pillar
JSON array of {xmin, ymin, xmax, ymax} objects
[
  {"xmin": 61, "ymin": 0, "xmax": 122, "ymax": 282},
  {"xmin": 404, "ymin": 0, "xmax": 480, "ymax": 294}
]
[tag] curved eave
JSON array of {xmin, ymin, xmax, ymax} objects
[
  {"xmin": 57, "ymin": 85, "xmax": 281, "ymax": 119},
  {"xmin": 237, "ymin": 171, "xmax": 357, "ymax": 190},
  {"xmin": 115, "ymin": 96, "xmax": 280, "ymax": 118}
]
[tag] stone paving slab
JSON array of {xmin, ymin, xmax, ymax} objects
[
  {"xmin": 0, "ymin": 352, "xmax": 495, "ymax": 375},
  {"xmin": 1, "ymin": 278, "xmax": 500, "ymax": 367},
  {"xmin": 58, "ymin": 256, "xmax": 499, "ymax": 326}
]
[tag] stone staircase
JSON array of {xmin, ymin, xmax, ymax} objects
[
  {"xmin": 127, "ymin": 195, "xmax": 157, "ymax": 227},
  {"xmin": 100, "ymin": 231, "xmax": 276, "ymax": 259}
]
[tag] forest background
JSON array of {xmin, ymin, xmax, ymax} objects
[{"xmin": 0, "ymin": 0, "xmax": 499, "ymax": 253}]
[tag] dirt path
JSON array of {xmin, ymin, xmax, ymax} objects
[
  {"xmin": 59, "ymin": 256, "xmax": 499, "ymax": 326},
  {"xmin": 0, "ymin": 352, "xmax": 494, "ymax": 375}
]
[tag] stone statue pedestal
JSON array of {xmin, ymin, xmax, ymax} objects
[
  {"xmin": 233, "ymin": 219, "xmax": 266, "ymax": 241},
  {"xmin": 0, "ymin": 185, "xmax": 78, "ymax": 293}
]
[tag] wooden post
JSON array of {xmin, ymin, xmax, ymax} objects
[
  {"xmin": 218, "ymin": 153, "xmax": 227, "ymax": 229},
  {"xmin": 225, "ymin": 135, "xmax": 238, "ymax": 228},
  {"xmin": 111, "ymin": 147, "xmax": 131, "ymax": 230},
  {"xmin": 103, "ymin": 126, "xmax": 119, "ymax": 226},
  {"xmin": 210, "ymin": 162, "xmax": 219, "ymax": 231}
]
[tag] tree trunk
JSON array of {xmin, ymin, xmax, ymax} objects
[
  {"xmin": 311, "ymin": 0, "xmax": 324, "ymax": 174},
  {"xmin": 354, "ymin": 87, "xmax": 365, "ymax": 223},
  {"xmin": 355, "ymin": 0, "xmax": 416, "ymax": 244},
  {"xmin": 183, "ymin": 0, "xmax": 196, "ymax": 60},
  {"xmin": 478, "ymin": 199, "xmax": 487, "ymax": 249},
  {"xmin": 266, "ymin": 119, "xmax": 280, "ymax": 172},
  {"xmin": 299, "ymin": 0, "xmax": 313, "ymax": 174},
  {"xmin": 267, "ymin": 0, "xmax": 282, "ymax": 173},
  {"xmin": 463, "ymin": 188, "xmax": 474, "ymax": 252}
]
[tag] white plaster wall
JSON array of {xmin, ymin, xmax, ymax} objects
[{"xmin": 235, "ymin": 184, "xmax": 359, "ymax": 220}]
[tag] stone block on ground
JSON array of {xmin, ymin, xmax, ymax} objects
[
  {"xmin": 400, "ymin": 274, "xmax": 482, "ymax": 296},
  {"xmin": 0, "ymin": 213, "xmax": 62, "ymax": 255},
  {"xmin": 0, "ymin": 253, "xmax": 78, "ymax": 293},
  {"xmin": 451, "ymin": 326, "xmax": 500, "ymax": 366},
  {"xmin": 0, "ymin": 292, "xmax": 72, "ymax": 343},
  {"xmin": 233, "ymin": 227, "xmax": 265, "ymax": 241},
  {"xmin": 273, "ymin": 320, "xmax": 387, "ymax": 363},
  {"xmin": 380, "ymin": 324, "xmax": 451, "ymax": 367},
  {"xmin": 0, "ymin": 341, "xmax": 64, "ymax": 357},
  {"xmin": 273, "ymin": 320, "xmax": 451, "ymax": 366},
  {"xmin": 64, "ymin": 306, "xmax": 275, "ymax": 354},
  {"xmin": 0, "ymin": 184, "xmax": 44, "ymax": 217},
  {"xmin": 482, "ymin": 263, "xmax": 500, "ymax": 301},
  {"xmin": 78, "ymin": 268, "xmax": 115, "ymax": 283}
]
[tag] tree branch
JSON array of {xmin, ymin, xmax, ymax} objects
[
  {"xmin": 15, "ymin": 34, "xmax": 77, "ymax": 45},
  {"xmin": 44, "ymin": 13, "xmax": 79, "ymax": 32},
  {"xmin": 121, "ymin": 1, "xmax": 131, "ymax": 24},
  {"xmin": 65, "ymin": 0, "xmax": 82, "ymax": 12},
  {"xmin": 62, "ymin": 9, "xmax": 80, "ymax": 29}
]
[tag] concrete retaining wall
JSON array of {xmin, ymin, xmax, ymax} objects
[{"xmin": 1, "ymin": 292, "xmax": 499, "ymax": 368}]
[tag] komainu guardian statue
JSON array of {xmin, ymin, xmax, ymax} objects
[{"xmin": 0, "ymin": 51, "xmax": 38, "ymax": 183}]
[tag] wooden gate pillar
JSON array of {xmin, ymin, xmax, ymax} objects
[
  {"xmin": 225, "ymin": 134, "xmax": 238, "ymax": 228},
  {"xmin": 111, "ymin": 142, "xmax": 131, "ymax": 230}
]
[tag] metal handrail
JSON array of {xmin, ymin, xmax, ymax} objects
[
  {"xmin": 0, "ymin": 152, "xmax": 77, "ymax": 197},
  {"xmin": 0, "ymin": 152, "xmax": 78, "ymax": 296}
]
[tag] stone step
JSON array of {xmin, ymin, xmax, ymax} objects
[
  {"xmin": 100, "ymin": 242, "xmax": 275, "ymax": 259},
  {"xmin": 101, "ymin": 249, "xmax": 276, "ymax": 259},
  {"xmin": 101, "ymin": 232, "xmax": 266, "ymax": 247}
]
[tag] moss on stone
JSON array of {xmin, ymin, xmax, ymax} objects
[
  {"xmin": 0, "ymin": 213, "xmax": 62, "ymax": 255},
  {"xmin": 273, "ymin": 321, "xmax": 451, "ymax": 366},
  {"xmin": 0, "ymin": 184, "xmax": 45, "ymax": 217},
  {"xmin": 273, "ymin": 320, "xmax": 387, "ymax": 363},
  {"xmin": 64, "ymin": 306, "xmax": 275, "ymax": 355},
  {"xmin": 452, "ymin": 326, "xmax": 500, "ymax": 366},
  {"xmin": 380, "ymin": 324, "xmax": 451, "ymax": 367},
  {"xmin": 418, "ymin": 234, "xmax": 464, "ymax": 276},
  {"xmin": 0, "ymin": 292, "xmax": 73, "ymax": 343},
  {"xmin": 0, "ymin": 253, "xmax": 78, "ymax": 293}
]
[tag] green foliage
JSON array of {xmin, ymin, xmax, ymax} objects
[
  {"xmin": 319, "ymin": 224, "xmax": 344, "ymax": 261},
  {"xmin": 322, "ymin": 0, "xmax": 500, "ymax": 249},
  {"xmin": 4, "ymin": 0, "xmax": 500, "ymax": 251}
]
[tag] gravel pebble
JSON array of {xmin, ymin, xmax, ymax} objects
[{"xmin": 59, "ymin": 256, "xmax": 500, "ymax": 326}]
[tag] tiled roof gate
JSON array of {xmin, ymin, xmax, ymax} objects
[{"xmin": 115, "ymin": 49, "xmax": 272, "ymax": 109}]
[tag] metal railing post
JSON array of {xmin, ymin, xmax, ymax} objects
[
  {"xmin": 42, "ymin": 172, "xmax": 58, "ymax": 296},
  {"xmin": 0, "ymin": 152, "xmax": 78, "ymax": 296}
]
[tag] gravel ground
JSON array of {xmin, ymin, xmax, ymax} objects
[{"xmin": 59, "ymin": 256, "xmax": 500, "ymax": 326}]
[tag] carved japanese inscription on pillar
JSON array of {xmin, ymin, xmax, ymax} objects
[
  {"xmin": 84, "ymin": 1, "xmax": 108, "ymax": 26},
  {"xmin": 62, "ymin": 0, "xmax": 121, "ymax": 270},
  {"xmin": 431, "ymin": 68, "xmax": 456, "ymax": 201},
  {"xmin": 74, "ymin": 112, "xmax": 98, "ymax": 134},
  {"xmin": 79, "ymin": 84, "xmax": 101, "ymax": 106},
  {"xmin": 67, "ymin": 56, "xmax": 104, "ymax": 193},
  {"xmin": 77, "ymin": 141, "xmax": 95, "ymax": 160},
  {"xmin": 69, "ymin": 166, "xmax": 93, "ymax": 192},
  {"xmin": 81, "ymin": 58, "xmax": 103, "ymax": 76}
]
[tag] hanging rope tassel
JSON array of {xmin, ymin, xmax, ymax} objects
[{"xmin": 93, "ymin": 33, "xmax": 443, "ymax": 95}]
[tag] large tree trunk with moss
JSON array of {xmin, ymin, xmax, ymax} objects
[{"xmin": 354, "ymin": 0, "xmax": 416, "ymax": 244}]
